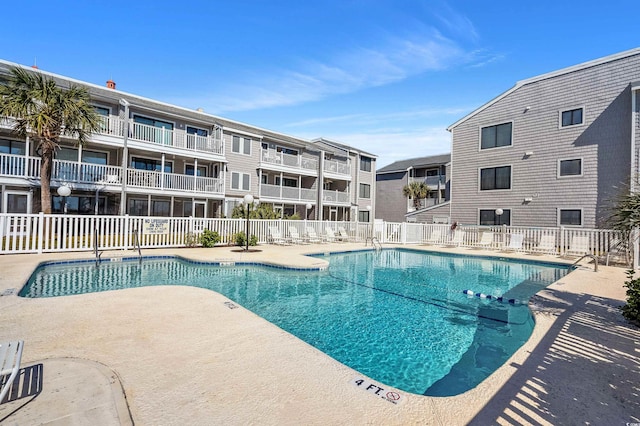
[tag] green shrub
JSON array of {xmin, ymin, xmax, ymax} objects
[
  {"xmin": 200, "ymin": 229, "xmax": 221, "ymax": 248},
  {"xmin": 233, "ymin": 231, "xmax": 258, "ymax": 247},
  {"xmin": 184, "ymin": 232, "xmax": 199, "ymax": 247},
  {"xmin": 622, "ymin": 269, "xmax": 640, "ymax": 324}
]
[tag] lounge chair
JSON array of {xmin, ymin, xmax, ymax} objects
[
  {"xmin": 477, "ymin": 231, "xmax": 494, "ymax": 249},
  {"xmin": 443, "ymin": 230, "xmax": 466, "ymax": 247},
  {"xmin": 305, "ymin": 227, "xmax": 323, "ymax": 243},
  {"xmin": 0, "ymin": 340, "xmax": 24, "ymax": 403},
  {"xmin": 423, "ymin": 229, "xmax": 444, "ymax": 245},
  {"xmin": 325, "ymin": 227, "xmax": 344, "ymax": 242},
  {"xmin": 337, "ymin": 226, "xmax": 353, "ymax": 242},
  {"xmin": 530, "ymin": 234, "xmax": 557, "ymax": 255},
  {"xmin": 502, "ymin": 234, "xmax": 524, "ymax": 252},
  {"xmin": 288, "ymin": 227, "xmax": 306, "ymax": 244},
  {"xmin": 566, "ymin": 235, "xmax": 590, "ymax": 257},
  {"xmin": 268, "ymin": 226, "xmax": 290, "ymax": 245}
]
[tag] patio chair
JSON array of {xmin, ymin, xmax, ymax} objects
[
  {"xmin": 530, "ymin": 234, "xmax": 557, "ymax": 255},
  {"xmin": 268, "ymin": 226, "xmax": 290, "ymax": 245},
  {"xmin": 305, "ymin": 227, "xmax": 323, "ymax": 243},
  {"xmin": 566, "ymin": 235, "xmax": 590, "ymax": 257},
  {"xmin": 477, "ymin": 231, "xmax": 494, "ymax": 249},
  {"xmin": 0, "ymin": 340, "xmax": 24, "ymax": 403},
  {"xmin": 337, "ymin": 226, "xmax": 353, "ymax": 242},
  {"xmin": 325, "ymin": 227, "xmax": 343, "ymax": 243},
  {"xmin": 422, "ymin": 229, "xmax": 444, "ymax": 245},
  {"xmin": 502, "ymin": 234, "xmax": 524, "ymax": 252},
  {"xmin": 288, "ymin": 227, "xmax": 306, "ymax": 244},
  {"xmin": 443, "ymin": 230, "xmax": 466, "ymax": 247}
]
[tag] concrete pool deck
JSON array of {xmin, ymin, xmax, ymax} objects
[{"xmin": 0, "ymin": 243, "xmax": 638, "ymax": 425}]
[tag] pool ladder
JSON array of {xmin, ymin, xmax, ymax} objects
[
  {"xmin": 133, "ymin": 228, "xmax": 142, "ymax": 262},
  {"xmin": 365, "ymin": 237, "xmax": 382, "ymax": 251},
  {"xmin": 571, "ymin": 254, "xmax": 598, "ymax": 272},
  {"xmin": 94, "ymin": 228, "xmax": 103, "ymax": 266}
]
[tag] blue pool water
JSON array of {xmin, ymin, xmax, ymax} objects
[{"xmin": 21, "ymin": 249, "xmax": 570, "ymax": 396}]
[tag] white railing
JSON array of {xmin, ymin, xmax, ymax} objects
[
  {"xmin": 0, "ymin": 214, "xmax": 634, "ymax": 267},
  {"xmin": 53, "ymin": 159, "xmax": 122, "ymax": 184},
  {"xmin": 0, "ymin": 153, "xmax": 40, "ymax": 178},
  {"xmin": 323, "ymin": 158, "xmax": 351, "ymax": 176},
  {"xmin": 127, "ymin": 121, "xmax": 223, "ymax": 155},
  {"xmin": 261, "ymin": 150, "xmax": 318, "ymax": 171},
  {"xmin": 259, "ymin": 184, "xmax": 317, "ymax": 201},
  {"xmin": 323, "ymin": 190, "xmax": 350, "ymax": 204}
]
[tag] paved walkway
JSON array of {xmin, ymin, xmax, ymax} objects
[{"xmin": 0, "ymin": 244, "xmax": 638, "ymax": 425}]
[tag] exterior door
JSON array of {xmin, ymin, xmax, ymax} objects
[{"xmin": 3, "ymin": 190, "xmax": 31, "ymax": 213}]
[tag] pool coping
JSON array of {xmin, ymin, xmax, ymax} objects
[{"xmin": 0, "ymin": 243, "xmax": 637, "ymax": 425}]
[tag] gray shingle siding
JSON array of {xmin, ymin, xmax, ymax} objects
[{"xmin": 450, "ymin": 51, "xmax": 640, "ymax": 228}]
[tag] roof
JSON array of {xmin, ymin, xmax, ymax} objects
[
  {"xmin": 447, "ymin": 47, "xmax": 640, "ymax": 131},
  {"xmin": 310, "ymin": 138, "xmax": 377, "ymax": 158},
  {"xmin": 377, "ymin": 153, "xmax": 451, "ymax": 174}
]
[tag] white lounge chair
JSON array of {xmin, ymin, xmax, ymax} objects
[
  {"xmin": 566, "ymin": 235, "xmax": 590, "ymax": 257},
  {"xmin": 444, "ymin": 230, "xmax": 466, "ymax": 247},
  {"xmin": 0, "ymin": 340, "xmax": 24, "ymax": 403},
  {"xmin": 288, "ymin": 227, "xmax": 306, "ymax": 244},
  {"xmin": 305, "ymin": 227, "xmax": 323, "ymax": 243},
  {"xmin": 531, "ymin": 234, "xmax": 557, "ymax": 255},
  {"xmin": 337, "ymin": 226, "xmax": 353, "ymax": 242},
  {"xmin": 423, "ymin": 229, "xmax": 444, "ymax": 245},
  {"xmin": 503, "ymin": 234, "xmax": 524, "ymax": 252},
  {"xmin": 325, "ymin": 228, "xmax": 343, "ymax": 242},
  {"xmin": 477, "ymin": 231, "xmax": 494, "ymax": 249},
  {"xmin": 268, "ymin": 226, "xmax": 290, "ymax": 245}
]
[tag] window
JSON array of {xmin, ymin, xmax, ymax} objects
[
  {"xmin": 94, "ymin": 106, "xmax": 110, "ymax": 132},
  {"xmin": 479, "ymin": 209, "xmax": 511, "ymax": 226},
  {"xmin": 53, "ymin": 195, "xmax": 106, "ymax": 215},
  {"xmin": 561, "ymin": 108, "xmax": 583, "ymax": 127},
  {"xmin": 276, "ymin": 146, "xmax": 298, "ymax": 156},
  {"xmin": 128, "ymin": 199, "xmax": 148, "ymax": 216},
  {"xmin": 0, "ymin": 139, "xmax": 26, "ymax": 155},
  {"xmin": 560, "ymin": 209, "xmax": 582, "ymax": 226},
  {"xmin": 131, "ymin": 157, "xmax": 173, "ymax": 173},
  {"xmin": 559, "ymin": 159, "xmax": 582, "ymax": 177},
  {"xmin": 151, "ymin": 200, "xmax": 170, "ymax": 216},
  {"xmin": 232, "ymin": 135, "xmax": 251, "ymax": 155},
  {"xmin": 275, "ymin": 177, "xmax": 298, "ymax": 187},
  {"xmin": 359, "ymin": 183, "xmax": 371, "ymax": 198},
  {"xmin": 358, "ymin": 210, "xmax": 370, "ymax": 222},
  {"xmin": 480, "ymin": 166, "xmax": 511, "ymax": 190},
  {"xmin": 360, "ymin": 156, "xmax": 372, "ymax": 172},
  {"xmin": 133, "ymin": 115, "xmax": 173, "ymax": 144},
  {"xmin": 231, "ymin": 172, "xmax": 250, "ymax": 191},
  {"xmin": 82, "ymin": 150, "xmax": 107, "ymax": 165},
  {"xmin": 186, "ymin": 126, "xmax": 208, "ymax": 137},
  {"xmin": 481, "ymin": 122, "xmax": 512, "ymax": 149},
  {"xmin": 185, "ymin": 165, "xmax": 207, "ymax": 176}
]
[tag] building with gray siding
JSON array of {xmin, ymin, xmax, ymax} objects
[
  {"xmin": 0, "ymin": 60, "xmax": 376, "ymax": 221},
  {"xmin": 447, "ymin": 48, "xmax": 640, "ymax": 228},
  {"xmin": 375, "ymin": 154, "xmax": 450, "ymax": 223}
]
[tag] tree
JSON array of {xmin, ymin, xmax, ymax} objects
[
  {"xmin": 402, "ymin": 181, "xmax": 430, "ymax": 210},
  {"xmin": 0, "ymin": 66, "xmax": 101, "ymax": 213}
]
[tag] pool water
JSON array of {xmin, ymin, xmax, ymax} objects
[{"xmin": 21, "ymin": 249, "xmax": 570, "ymax": 396}]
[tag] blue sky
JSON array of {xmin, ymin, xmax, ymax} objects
[{"xmin": 2, "ymin": 1, "xmax": 639, "ymax": 167}]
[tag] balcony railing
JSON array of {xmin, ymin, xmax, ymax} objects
[
  {"xmin": 260, "ymin": 183, "xmax": 316, "ymax": 201},
  {"xmin": 0, "ymin": 153, "xmax": 224, "ymax": 195},
  {"xmin": 409, "ymin": 175, "xmax": 446, "ymax": 187},
  {"xmin": 322, "ymin": 190, "xmax": 350, "ymax": 204},
  {"xmin": 260, "ymin": 150, "xmax": 318, "ymax": 172},
  {"xmin": 128, "ymin": 121, "xmax": 224, "ymax": 155},
  {"xmin": 323, "ymin": 159, "xmax": 351, "ymax": 176}
]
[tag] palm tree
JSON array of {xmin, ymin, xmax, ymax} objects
[
  {"xmin": 402, "ymin": 181, "xmax": 430, "ymax": 210},
  {"xmin": 0, "ymin": 66, "xmax": 101, "ymax": 213}
]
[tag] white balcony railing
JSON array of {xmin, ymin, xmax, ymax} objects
[
  {"xmin": 0, "ymin": 153, "xmax": 224, "ymax": 195},
  {"xmin": 260, "ymin": 150, "xmax": 318, "ymax": 171},
  {"xmin": 323, "ymin": 158, "xmax": 351, "ymax": 176},
  {"xmin": 260, "ymin": 183, "xmax": 317, "ymax": 201},
  {"xmin": 323, "ymin": 190, "xmax": 350, "ymax": 204}
]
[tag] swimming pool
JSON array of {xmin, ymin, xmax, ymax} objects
[{"xmin": 21, "ymin": 249, "xmax": 570, "ymax": 396}]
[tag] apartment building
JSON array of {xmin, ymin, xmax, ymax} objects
[
  {"xmin": 375, "ymin": 154, "xmax": 450, "ymax": 223},
  {"xmin": 0, "ymin": 60, "xmax": 376, "ymax": 221},
  {"xmin": 448, "ymin": 48, "xmax": 640, "ymax": 228}
]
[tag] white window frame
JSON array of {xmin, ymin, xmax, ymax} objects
[
  {"xmin": 478, "ymin": 121, "xmax": 514, "ymax": 151},
  {"xmin": 359, "ymin": 183, "xmax": 371, "ymax": 199},
  {"xmin": 558, "ymin": 208, "xmax": 583, "ymax": 227},
  {"xmin": 559, "ymin": 106, "xmax": 585, "ymax": 129},
  {"xmin": 184, "ymin": 163, "xmax": 208, "ymax": 177},
  {"xmin": 231, "ymin": 171, "xmax": 251, "ymax": 191},
  {"xmin": 478, "ymin": 164, "xmax": 513, "ymax": 192},
  {"xmin": 557, "ymin": 157, "xmax": 583, "ymax": 178},
  {"xmin": 232, "ymin": 135, "xmax": 252, "ymax": 156}
]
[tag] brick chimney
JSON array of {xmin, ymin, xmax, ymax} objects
[{"xmin": 106, "ymin": 79, "xmax": 116, "ymax": 89}]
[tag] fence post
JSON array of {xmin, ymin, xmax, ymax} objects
[
  {"xmin": 38, "ymin": 212, "xmax": 44, "ymax": 254},
  {"xmin": 401, "ymin": 222, "xmax": 407, "ymax": 244},
  {"xmin": 560, "ymin": 226, "xmax": 566, "ymax": 256},
  {"xmin": 124, "ymin": 214, "xmax": 130, "ymax": 250}
]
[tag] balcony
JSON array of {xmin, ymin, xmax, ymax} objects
[
  {"xmin": 260, "ymin": 149, "xmax": 318, "ymax": 174},
  {"xmin": 408, "ymin": 175, "xmax": 446, "ymax": 188},
  {"xmin": 0, "ymin": 153, "xmax": 224, "ymax": 195},
  {"xmin": 322, "ymin": 190, "xmax": 350, "ymax": 204},
  {"xmin": 323, "ymin": 158, "xmax": 351, "ymax": 177},
  {"xmin": 260, "ymin": 183, "xmax": 316, "ymax": 201}
]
